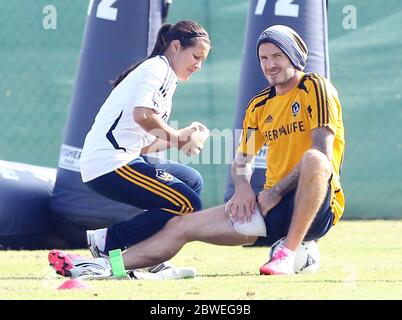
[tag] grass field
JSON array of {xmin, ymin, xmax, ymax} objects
[{"xmin": 0, "ymin": 220, "xmax": 401, "ymax": 300}]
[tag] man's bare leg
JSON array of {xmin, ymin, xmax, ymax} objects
[
  {"xmin": 122, "ymin": 205, "xmax": 258, "ymax": 270},
  {"xmin": 284, "ymin": 149, "xmax": 332, "ymax": 251}
]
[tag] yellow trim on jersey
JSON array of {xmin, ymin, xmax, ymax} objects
[
  {"xmin": 330, "ymin": 175, "xmax": 344, "ymax": 225},
  {"xmin": 307, "ymin": 73, "xmax": 330, "ymax": 128}
]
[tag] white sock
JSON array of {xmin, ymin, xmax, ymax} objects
[
  {"xmin": 96, "ymin": 228, "xmax": 107, "ymax": 252},
  {"xmin": 281, "ymin": 245, "xmax": 296, "ymax": 257}
]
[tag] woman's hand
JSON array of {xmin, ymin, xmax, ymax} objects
[{"xmin": 178, "ymin": 122, "xmax": 209, "ymax": 155}]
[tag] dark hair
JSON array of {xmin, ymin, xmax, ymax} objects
[{"xmin": 111, "ymin": 20, "xmax": 210, "ymax": 88}]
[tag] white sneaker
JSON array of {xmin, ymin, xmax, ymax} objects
[
  {"xmin": 48, "ymin": 249, "xmax": 112, "ymax": 280},
  {"xmin": 85, "ymin": 230, "xmax": 195, "ymax": 280},
  {"xmin": 146, "ymin": 261, "xmax": 174, "ymax": 273},
  {"xmin": 86, "ymin": 229, "xmax": 108, "ymax": 259},
  {"xmin": 129, "ymin": 264, "xmax": 197, "ymax": 280}
]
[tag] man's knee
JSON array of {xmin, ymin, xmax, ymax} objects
[
  {"xmin": 301, "ymin": 149, "xmax": 332, "ymax": 179},
  {"xmin": 164, "ymin": 215, "xmax": 193, "ymax": 241}
]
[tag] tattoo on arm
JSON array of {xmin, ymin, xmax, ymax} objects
[
  {"xmin": 270, "ymin": 128, "xmax": 334, "ymax": 197},
  {"xmin": 312, "ymin": 127, "xmax": 334, "ymax": 160},
  {"xmin": 271, "ymin": 165, "xmax": 300, "ymax": 197}
]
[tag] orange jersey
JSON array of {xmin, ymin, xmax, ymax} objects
[{"xmin": 238, "ymin": 73, "xmax": 345, "ymax": 223}]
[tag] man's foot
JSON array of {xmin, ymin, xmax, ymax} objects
[
  {"xmin": 87, "ymin": 231, "xmax": 184, "ymax": 276},
  {"xmin": 48, "ymin": 249, "xmax": 112, "ymax": 280},
  {"xmin": 259, "ymin": 246, "xmax": 295, "ymax": 275},
  {"xmin": 86, "ymin": 230, "xmax": 195, "ymax": 280}
]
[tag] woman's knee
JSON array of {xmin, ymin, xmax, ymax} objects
[
  {"xmin": 188, "ymin": 193, "xmax": 202, "ymax": 212},
  {"xmin": 188, "ymin": 168, "xmax": 203, "ymax": 195}
]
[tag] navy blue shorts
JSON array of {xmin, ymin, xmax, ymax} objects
[
  {"xmin": 86, "ymin": 156, "xmax": 203, "ymax": 214},
  {"xmin": 253, "ymin": 185, "xmax": 334, "ymax": 246}
]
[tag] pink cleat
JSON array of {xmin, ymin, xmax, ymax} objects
[
  {"xmin": 48, "ymin": 249, "xmax": 111, "ymax": 280},
  {"xmin": 259, "ymin": 246, "xmax": 295, "ymax": 276},
  {"xmin": 48, "ymin": 250, "xmax": 84, "ymax": 277}
]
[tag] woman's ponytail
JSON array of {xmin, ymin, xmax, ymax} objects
[{"xmin": 149, "ymin": 23, "xmax": 172, "ymax": 58}]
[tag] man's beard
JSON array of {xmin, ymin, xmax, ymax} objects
[{"xmin": 268, "ymin": 68, "xmax": 294, "ymax": 86}]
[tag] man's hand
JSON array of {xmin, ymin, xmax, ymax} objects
[
  {"xmin": 257, "ymin": 189, "xmax": 282, "ymax": 216},
  {"xmin": 225, "ymin": 183, "xmax": 256, "ymax": 224}
]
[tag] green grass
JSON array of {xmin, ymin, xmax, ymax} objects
[{"xmin": 0, "ymin": 220, "xmax": 401, "ymax": 300}]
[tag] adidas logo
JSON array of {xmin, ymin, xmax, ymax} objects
[{"xmin": 265, "ymin": 114, "xmax": 273, "ymax": 123}]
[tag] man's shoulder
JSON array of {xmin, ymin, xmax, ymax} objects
[
  {"xmin": 255, "ymin": 85, "xmax": 273, "ymax": 97},
  {"xmin": 246, "ymin": 86, "xmax": 275, "ymax": 111},
  {"xmin": 299, "ymin": 72, "xmax": 337, "ymax": 94},
  {"xmin": 303, "ymin": 72, "xmax": 327, "ymax": 79}
]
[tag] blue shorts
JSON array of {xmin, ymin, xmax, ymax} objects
[
  {"xmin": 253, "ymin": 185, "xmax": 334, "ymax": 246},
  {"xmin": 86, "ymin": 156, "xmax": 203, "ymax": 214}
]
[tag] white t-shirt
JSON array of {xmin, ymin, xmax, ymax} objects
[{"xmin": 80, "ymin": 55, "xmax": 178, "ymax": 182}]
